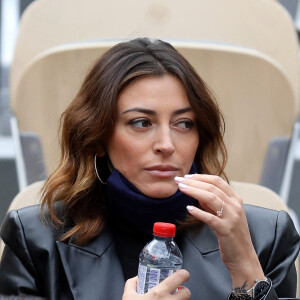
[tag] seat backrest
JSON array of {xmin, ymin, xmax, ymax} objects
[
  {"xmin": 12, "ymin": 41, "xmax": 297, "ymax": 183},
  {"xmin": 231, "ymin": 180, "xmax": 289, "ymax": 211},
  {"xmin": 0, "ymin": 180, "xmax": 43, "ymax": 259},
  {"xmin": 231, "ymin": 180, "xmax": 299, "ymax": 297},
  {"xmin": 10, "ymin": 0, "xmax": 300, "ymax": 106},
  {"xmin": 5, "ymin": 181, "xmax": 43, "ymax": 212}
]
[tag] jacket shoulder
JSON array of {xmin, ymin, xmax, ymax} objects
[
  {"xmin": 1, "ymin": 202, "xmax": 67, "ymax": 253},
  {"xmin": 245, "ymin": 205, "xmax": 299, "ymax": 266},
  {"xmin": 244, "ymin": 204, "xmax": 298, "ymax": 246},
  {"xmin": 244, "ymin": 204, "xmax": 297, "ymax": 235}
]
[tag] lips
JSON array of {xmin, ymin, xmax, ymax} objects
[{"xmin": 146, "ymin": 165, "xmax": 178, "ymax": 178}]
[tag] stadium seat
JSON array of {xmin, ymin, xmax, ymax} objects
[
  {"xmin": 11, "ymin": 0, "xmax": 300, "ymax": 106},
  {"xmin": 12, "ymin": 41, "xmax": 297, "ymax": 183}
]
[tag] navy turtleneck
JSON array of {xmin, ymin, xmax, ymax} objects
[
  {"xmin": 104, "ymin": 163, "xmax": 198, "ymax": 279},
  {"xmin": 105, "ymin": 164, "xmax": 198, "ymax": 236}
]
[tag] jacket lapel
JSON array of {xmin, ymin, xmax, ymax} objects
[
  {"xmin": 182, "ymin": 224, "xmax": 232, "ymax": 299},
  {"xmin": 56, "ymin": 223, "xmax": 233, "ymax": 300},
  {"xmin": 56, "ymin": 227, "xmax": 125, "ymax": 300}
]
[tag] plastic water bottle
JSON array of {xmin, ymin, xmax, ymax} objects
[{"xmin": 137, "ymin": 222, "xmax": 183, "ymax": 294}]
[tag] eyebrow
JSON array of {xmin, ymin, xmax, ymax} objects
[{"xmin": 122, "ymin": 107, "xmax": 193, "ymax": 115}]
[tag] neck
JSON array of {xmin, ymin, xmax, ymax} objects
[{"xmin": 104, "ymin": 169, "xmax": 198, "ymax": 235}]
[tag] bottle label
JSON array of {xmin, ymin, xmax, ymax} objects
[
  {"xmin": 137, "ymin": 265, "xmax": 175, "ymax": 294},
  {"xmin": 137, "ymin": 265, "xmax": 147, "ymax": 294},
  {"xmin": 147, "ymin": 268, "xmax": 161, "ymax": 291}
]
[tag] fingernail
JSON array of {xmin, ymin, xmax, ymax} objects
[
  {"xmin": 174, "ymin": 176, "xmax": 184, "ymax": 183},
  {"xmin": 179, "ymin": 183, "xmax": 188, "ymax": 189},
  {"xmin": 184, "ymin": 174, "xmax": 194, "ymax": 179},
  {"xmin": 186, "ymin": 205, "xmax": 194, "ymax": 211}
]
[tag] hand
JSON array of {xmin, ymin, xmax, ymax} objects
[
  {"xmin": 122, "ymin": 269, "xmax": 191, "ymax": 300},
  {"xmin": 175, "ymin": 174, "xmax": 265, "ymax": 288}
]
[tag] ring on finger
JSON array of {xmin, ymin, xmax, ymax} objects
[{"xmin": 216, "ymin": 200, "xmax": 224, "ymax": 217}]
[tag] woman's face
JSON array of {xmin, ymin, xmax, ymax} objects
[{"xmin": 105, "ymin": 74, "xmax": 199, "ymax": 198}]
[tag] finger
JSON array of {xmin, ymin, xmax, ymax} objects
[
  {"xmin": 200, "ymin": 202, "xmax": 216, "ymax": 215},
  {"xmin": 155, "ymin": 269, "xmax": 190, "ymax": 294},
  {"xmin": 123, "ymin": 276, "xmax": 138, "ymax": 294},
  {"xmin": 173, "ymin": 286, "xmax": 191, "ymax": 300},
  {"xmin": 186, "ymin": 205, "xmax": 221, "ymax": 231},
  {"xmin": 177, "ymin": 182, "xmax": 224, "ymax": 215},
  {"xmin": 184, "ymin": 174, "xmax": 235, "ymax": 197},
  {"xmin": 177, "ymin": 175, "xmax": 244, "ymax": 216},
  {"xmin": 175, "ymin": 176, "xmax": 227, "ymax": 201}
]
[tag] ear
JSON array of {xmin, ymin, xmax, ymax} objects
[{"xmin": 96, "ymin": 146, "xmax": 106, "ymax": 157}]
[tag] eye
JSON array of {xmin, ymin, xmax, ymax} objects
[
  {"xmin": 129, "ymin": 118, "xmax": 152, "ymax": 128},
  {"xmin": 175, "ymin": 119, "xmax": 195, "ymax": 130}
]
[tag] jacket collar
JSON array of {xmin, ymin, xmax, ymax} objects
[
  {"xmin": 56, "ymin": 226, "xmax": 125, "ymax": 300},
  {"xmin": 183, "ymin": 222, "xmax": 219, "ymax": 254},
  {"xmin": 67, "ymin": 226, "xmax": 113, "ymax": 256},
  {"xmin": 60, "ymin": 221, "xmax": 220, "ymax": 256},
  {"xmin": 182, "ymin": 224, "xmax": 231, "ymax": 299},
  {"xmin": 56, "ymin": 223, "xmax": 226, "ymax": 300}
]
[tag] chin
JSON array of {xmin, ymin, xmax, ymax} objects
[{"xmin": 142, "ymin": 184, "xmax": 178, "ymax": 199}]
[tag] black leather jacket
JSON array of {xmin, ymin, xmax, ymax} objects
[{"xmin": 0, "ymin": 204, "xmax": 299, "ymax": 300}]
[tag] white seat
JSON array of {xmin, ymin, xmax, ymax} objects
[
  {"xmin": 11, "ymin": 0, "xmax": 300, "ymax": 106},
  {"xmin": 232, "ymin": 181, "xmax": 290, "ymax": 212},
  {"xmin": 0, "ymin": 180, "xmax": 43, "ymax": 259},
  {"xmin": 231, "ymin": 180, "xmax": 299, "ymax": 297},
  {"xmin": 12, "ymin": 41, "xmax": 297, "ymax": 184}
]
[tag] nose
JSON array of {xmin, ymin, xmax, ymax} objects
[{"xmin": 153, "ymin": 127, "xmax": 175, "ymax": 156}]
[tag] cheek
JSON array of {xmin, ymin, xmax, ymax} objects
[
  {"xmin": 178, "ymin": 136, "xmax": 199, "ymax": 157},
  {"xmin": 107, "ymin": 133, "xmax": 145, "ymax": 168},
  {"xmin": 191, "ymin": 136, "xmax": 200, "ymax": 155}
]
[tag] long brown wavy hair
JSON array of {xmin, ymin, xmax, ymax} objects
[{"xmin": 41, "ymin": 38, "xmax": 227, "ymax": 245}]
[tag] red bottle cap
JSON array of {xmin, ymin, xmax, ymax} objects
[{"xmin": 153, "ymin": 222, "xmax": 176, "ymax": 237}]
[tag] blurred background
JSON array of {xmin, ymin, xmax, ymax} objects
[{"xmin": 1, "ymin": 0, "xmax": 300, "ymax": 229}]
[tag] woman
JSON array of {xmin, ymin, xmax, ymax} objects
[{"xmin": 0, "ymin": 38, "xmax": 299, "ymax": 300}]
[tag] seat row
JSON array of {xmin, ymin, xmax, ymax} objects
[{"xmin": 1, "ymin": 0, "xmax": 300, "ymax": 295}]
